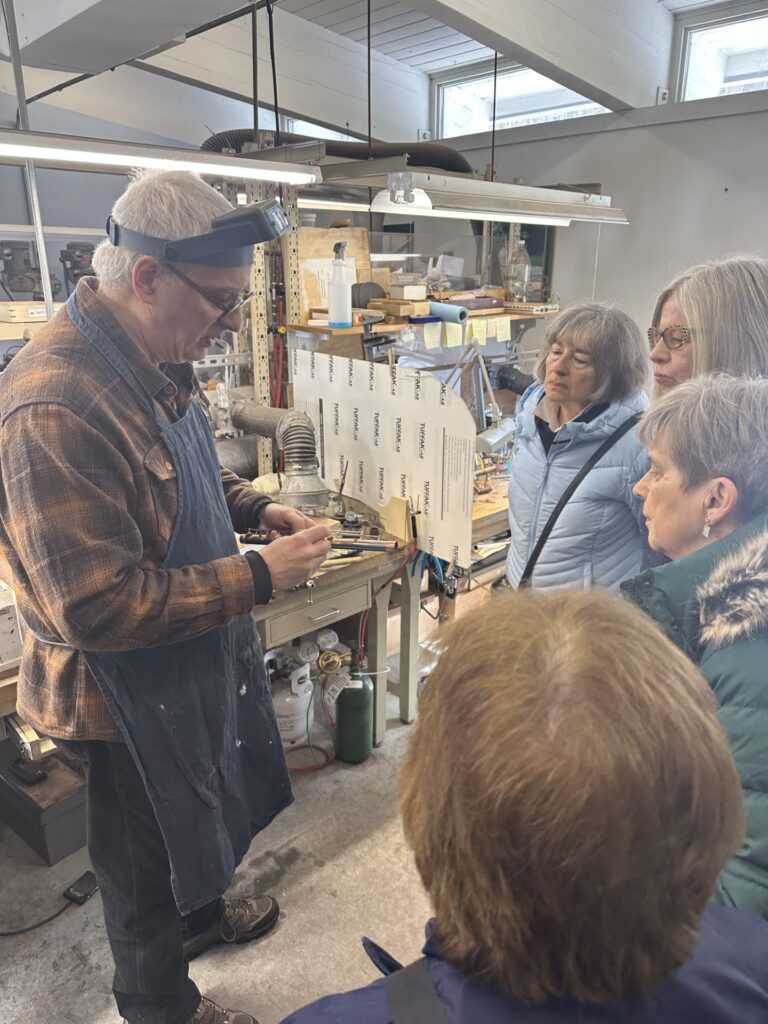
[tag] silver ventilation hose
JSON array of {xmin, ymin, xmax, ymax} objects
[{"xmin": 226, "ymin": 396, "xmax": 329, "ymax": 513}]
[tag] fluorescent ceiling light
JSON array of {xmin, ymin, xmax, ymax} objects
[
  {"xmin": 0, "ymin": 128, "xmax": 321, "ymax": 185},
  {"xmin": 297, "ymin": 197, "xmax": 371, "ymax": 212},
  {"xmin": 370, "ymin": 172, "xmax": 628, "ymax": 227},
  {"xmin": 0, "ymin": 224, "xmax": 106, "ymax": 237},
  {"xmin": 370, "ymin": 188, "xmax": 572, "ymax": 227},
  {"xmin": 370, "ymin": 253, "xmax": 424, "ymax": 262}
]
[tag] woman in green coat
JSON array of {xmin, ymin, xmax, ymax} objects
[{"xmin": 622, "ymin": 374, "xmax": 768, "ymax": 919}]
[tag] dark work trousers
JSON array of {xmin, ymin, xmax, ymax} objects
[{"xmin": 57, "ymin": 739, "xmax": 222, "ymax": 1024}]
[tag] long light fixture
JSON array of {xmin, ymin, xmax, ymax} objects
[
  {"xmin": 370, "ymin": 188, "xmax": 571, "ymax": 227},
  {"xmin": 0, "ymin": 128, "xmax": 321, "ymax": 185},
  {"xmin": 296, "ymin": 196, "xmax": 371, "ymax": 212},
  {"xmin": 368, "ymin": 171, "xmax": 628, "ymax": 227}
]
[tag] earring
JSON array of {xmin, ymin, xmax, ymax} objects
[{"xmin": 702, "ymin": 517, "xmax": 711, "ymax": 540}]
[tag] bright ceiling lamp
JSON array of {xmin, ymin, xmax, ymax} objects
[
  {"xmin": 296, "ymin": 196, "xmax": 371, "ymax": 212},
  {"xmin": 0, "ymin": 128, "xmax": 321, "ymax": 186},
  {"xmin": 370, "ymin": 172, "xmax": 628, "ymax": 227},
  {"xmin": 370, "ymin": 188, "xmax": 571, "ymax": 226}
]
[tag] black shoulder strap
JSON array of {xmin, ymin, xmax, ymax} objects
[
  {"xmin": 518, "ymin": 413, "xmax": 641, "ymax": 589},
  {"xmin": 388, "ymin": 960, "xmax": 451, "ymax": 1024}
]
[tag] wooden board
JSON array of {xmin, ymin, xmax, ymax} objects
[
  {"xmin": 0, "ymin": 301, "xmax": 63, "ymax": 323},
  {"xmin": 298, "ymin": 227, "xmax": 371, "ymax": 319}
]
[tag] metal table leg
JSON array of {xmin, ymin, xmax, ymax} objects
[
  {"xmin": 367, "ymin": 581, "xmax": 392, "ymax": 747},
  {"xmin": 395, "ymin": 566, "xmax": 421, "ymax": 725}
]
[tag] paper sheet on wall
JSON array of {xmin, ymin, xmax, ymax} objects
[
  {"xmin": 423, "ymin": 321, "xmax": 442, "ymax": 350},
  {"xmin": 300, "ymin": 258, "xmax": 358, "ymax": 310},
  {"xmin": 292, "ymin": 350, "xmax": 475, "ymax": 567},
  {"xmin": 495, "ymin": 316, "xmax": 512, "ymax": 343},
  {"xmin": 470, "ymin": 319, "xmax": 488, "ymax": 346}
]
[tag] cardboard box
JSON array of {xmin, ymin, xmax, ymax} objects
[
  {"xmin": 0, "ymin": 301, "xmax": 63, "ymax": 323},
  {"xmin": 389, "ymin": 284, "xmax": 427, "ymax": 300}
]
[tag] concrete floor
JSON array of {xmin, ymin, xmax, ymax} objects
[
  {"xmin": 0, "ymin": 584, "xmax": 492, "ymax": 1024},
  {"xmin": 0, "ymin": 691, "xmax": 431, "ymax": 1024}
]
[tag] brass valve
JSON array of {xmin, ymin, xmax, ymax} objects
[{"xmin": 317, "ymin": 649, "xmax": 352, "ymax": 674}]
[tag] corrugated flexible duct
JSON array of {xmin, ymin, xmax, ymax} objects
[
  {"xmin": 225, "ymin": 396, "xmax": 328, "ymax": 513},
  {"xmin": 200, "ymin": 129, "xmax": 474, "ymax": 174}
]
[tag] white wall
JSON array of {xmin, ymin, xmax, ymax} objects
[
  {"xmin": 451, "ymin": 92, "xmax": 768, "ymax": 351},
  {"xmin": 411, "ymin": 0, "xmax": 673, "ymax": 109}
]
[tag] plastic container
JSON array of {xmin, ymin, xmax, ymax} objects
[
  {"xmin": 504, "ymin": 238, "xmax": 531, "ymax": 303},
  {"xmin": 334, "ymin": 671, "xmax": 374, "ymax": 764},
  {"xmin": 328, "ymin": 241, "xmax": 352, "ymax": 328}
]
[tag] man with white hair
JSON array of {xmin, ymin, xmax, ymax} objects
[{"xmin": 0, "ymin": 170, "xmax": 332, "ymax": 1024}]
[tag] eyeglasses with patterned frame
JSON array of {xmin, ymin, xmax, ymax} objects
[
  {"xmin": 162, "ymin": 262, "xmax": 254, "ymax": 322},
  {"xmin": 647, "ymin": 324, "xmax": 690, "ymax": 351}
]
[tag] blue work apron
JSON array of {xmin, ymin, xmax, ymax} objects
[{"xmin": 65, "ymin": 291, "xmax": 293, "ymax": 915}]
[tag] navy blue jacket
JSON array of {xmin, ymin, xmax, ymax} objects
[{"xmin": 281, "ymin": 906, "xmax": 768, "ymax": 1023}]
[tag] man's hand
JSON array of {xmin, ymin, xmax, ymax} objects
[
  {"xmin": 258, "ymin": 503, "xmax": 316, "ymax": 534},
  {"xmin": 259, "ymin": 524, "xmax": 333, "ymax": 591}
]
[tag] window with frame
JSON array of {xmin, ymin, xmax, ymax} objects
[
  {"xmin": 675, "ymin": 4, "xmax": 768, "ymax": 101},
  {"xmin": 434, "ymin": 62, "xmax": 609, "ymax": 139}
]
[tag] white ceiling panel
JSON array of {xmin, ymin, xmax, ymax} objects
[
  {"xmin": 278, "ymin": 0, "xmax": 495, "ymax": 71},
  {"xmin": 659, "ymin": 0, "xmax": 733, "ymax": 10}
]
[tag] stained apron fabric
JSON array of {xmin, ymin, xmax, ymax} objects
[{"xmin": 65, "ymin": 290, "xmax": 293, "ymax": 914}]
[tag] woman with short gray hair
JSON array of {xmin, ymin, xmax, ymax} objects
[
  {"xmin": 505, "ymin": 301, "xmax": 650, "ymax": 589},
  {"xmin": 623, "ymin": 374, "xmax": 768, "ymax": 920},
  {"xmin": 649, "ymin": 255, "xmax": 768, "ymax": 393}
]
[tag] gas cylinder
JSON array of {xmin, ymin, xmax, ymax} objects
[
  {"xmin": 265, "ymin": 652, "xmax": 314, "ymax": 746},
  {"xmin": 335, "ymin": 667, "xmax": 374, "ymax": 764}
]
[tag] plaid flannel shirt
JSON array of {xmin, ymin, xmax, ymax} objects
[{"xmin": 0, "ymin": 278, "xmax": 271, "ymax": 741}]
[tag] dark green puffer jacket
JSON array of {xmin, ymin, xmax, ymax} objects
[{"xmin": 622, "ymin": 513, "xmax": 768, "ymax": 920}]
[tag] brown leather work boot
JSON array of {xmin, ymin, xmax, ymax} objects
[
  {"xmin": 190, "ymin": 995, "xmax": 258, "ymax": 1024},
  {"xmin": 183, "ymin": 894, "xmax": 280, "ymax": 961}
]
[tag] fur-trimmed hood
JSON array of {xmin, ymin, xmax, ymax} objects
[{"xmin": 698, "ymin": 528, "xmax": 768, "ymax": 650}]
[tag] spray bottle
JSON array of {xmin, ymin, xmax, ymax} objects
[{"xmin": 328, "ymin": 241, "xmax": 352, "ymax": 329}]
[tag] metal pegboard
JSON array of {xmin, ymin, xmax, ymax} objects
[{"xmin": 246, "ymin": 177, "xmax": 274, "ymax": 477}]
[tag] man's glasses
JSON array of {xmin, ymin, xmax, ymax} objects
[
  {"xmin": 647, "ymin": 324, "xmax": 690, "ymax": 351},
  {"xmin": 163, "ymin": 263, "xmax": 254, "ymax": 321}
]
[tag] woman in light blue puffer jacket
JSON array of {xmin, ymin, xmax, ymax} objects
[{"xmin": 506, "ymin": 302, "xmax": 650, "ymax": 590}]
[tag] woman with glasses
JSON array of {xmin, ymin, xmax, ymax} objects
[
  {"xmin": 504, "ymin": 302, "xmax": 649, "ymax": 590},
  {"xmin": 649, "ymin": 255, "xmax": 768, "ymax": 393}
]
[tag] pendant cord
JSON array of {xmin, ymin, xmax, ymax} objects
[{"xmin": 490, "ymin": 51, "xmax": 498, "ymax": 181}]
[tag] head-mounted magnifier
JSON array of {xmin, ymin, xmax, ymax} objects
[{"xmin": 106, "ymin": 198, "xmax": 290, "ymax": 267}]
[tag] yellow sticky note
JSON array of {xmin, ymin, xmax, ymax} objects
[
  {"xmin": 423, "ymin": 321, "xmax": 442, "ymax": 350},
  {"xmin": 496, "ymin": 316, "xmax": 512, "ymax": 343},
  {"xmin": 445, "ymin": 321, "xmax": 463, "ymax": 347},
  {"xmin": 486, "ymin": 318, "xmax": 497, "ymax": 338},
  {"xmin": 472, "ymin": 319, "xmax": 488, "ymax": 346}
]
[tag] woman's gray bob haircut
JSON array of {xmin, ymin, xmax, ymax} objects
[
  {"xmin": 652, "ymin": 255, "xmax": 768, "ymax": 378},
  {"xmin": 533, "ymin": 301, "xmax": 649, "ymax": 402},
  {"xmin": 91, "ymin": 169, "xmax": 234, "ymax": 288},
  {"xmin": 639, "ymin": 374, "xmax": 768, "ymax": 522}
]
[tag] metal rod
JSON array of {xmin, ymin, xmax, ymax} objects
[
  {"xmin": 490, "ymin": 52, "xmax": 498, "ymax": 181},
  {"xmin": 367, "ymin": 0, "xmax": 372, "ymax": 160},
  {"xmin": 251, "ymin": 3, "xmax": 259, "ymax": 135},
  {"xmin": 2, "ymin": 0, "xmax": 55, "ymax": 319},
  {"xmin": 27, "ymin": 73, "xmax": 94, "ymax": 106}
]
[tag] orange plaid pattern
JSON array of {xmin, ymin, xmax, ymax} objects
[{"xmin": 0, "ymin": 279, "xmax": 265, "ymax": 741}]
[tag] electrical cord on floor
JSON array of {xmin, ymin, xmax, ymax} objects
[
  {"xmin": 0, "ymin": 901, "xmax": 72, "ymax": 937},
  {"xmin": 0, "ymin": 871, "xmax": 99, "ymax": 937}
]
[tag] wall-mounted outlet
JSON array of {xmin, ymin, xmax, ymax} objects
[
  {"xmin": 656, "ymin": 86, "xmax": 670, "ymax": 105},
  {"xmin": 417, "ymin": 128, "xmax": 432, "ymax": 141}
]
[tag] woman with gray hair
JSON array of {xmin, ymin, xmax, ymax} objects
[
  {"xmin": 649, "ymin": 255, "xmax": 768, "ymax": 393},
  {"xmin": 505, "ymin": 302, "xmax": 650, "ymax": 589},
  {"xmin": 623, "ymin": 374, "xmax": 768, "ymax": 920}
]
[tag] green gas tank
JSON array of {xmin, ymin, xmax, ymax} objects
[{"xmin": 335, "ymin": 668, "xmax": 374, "ymax": 764}]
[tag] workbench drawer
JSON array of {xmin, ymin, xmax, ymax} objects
[{"xmin": 259, "ymin": 581, "xmax": 371, "ymax": 649}]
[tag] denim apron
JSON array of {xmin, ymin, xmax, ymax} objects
[{"xmin": 64, "ymin": 291, "xmax": 293, "ymax": 914}]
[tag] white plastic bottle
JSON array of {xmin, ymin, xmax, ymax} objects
[
  {"xmin": 328, "ymin": 241, "xmax": 352, "ymax": 328},
  {"xmin": 504, "ymin": 238, "xmax": 531, "ymax": 303}
]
